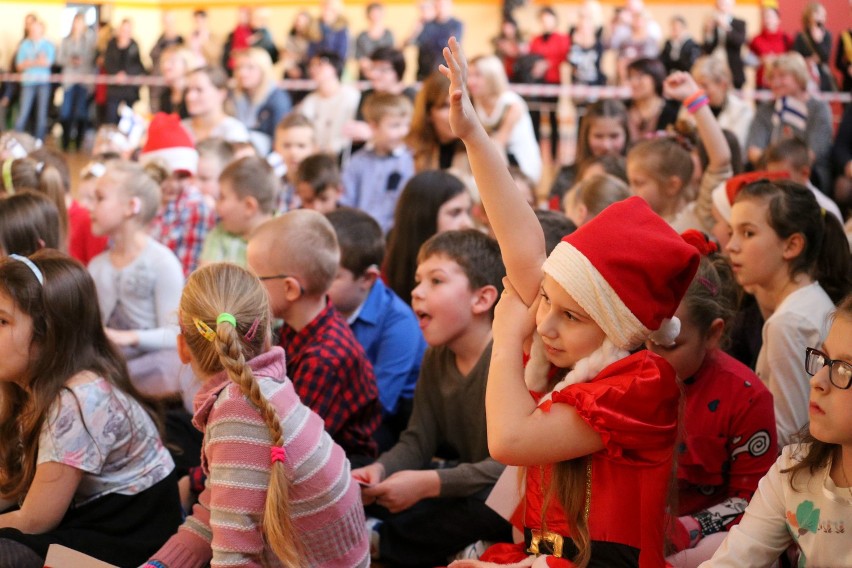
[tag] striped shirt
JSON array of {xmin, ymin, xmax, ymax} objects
[{"xmin": 150, "ymin": 347, "xmax": 370, "ymax": 568}]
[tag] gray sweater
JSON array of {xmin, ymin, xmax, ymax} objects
[
  {"xmin": 88, "ymin": 237, "xmax": 184, "ymax": 351},
  {"xmin": 377, "ymin": 341, "xmax": 504, "ymax": 498}
]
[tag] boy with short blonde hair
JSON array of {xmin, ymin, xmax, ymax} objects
[
  {"xmin": 247, "ymin": 210, "xmax": 380, "ymax": 462},
  {"xmin": 272, "ymin": 113, "xmax": 317, "ymax": 212},
  {"xmin": 341, "ymin": 92, "xmax": 415, "ymax": 233}
]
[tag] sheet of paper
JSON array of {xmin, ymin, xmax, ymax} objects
[{"xmin": 44, "ymin": 544, "xmax": 118, "ymax": 568}]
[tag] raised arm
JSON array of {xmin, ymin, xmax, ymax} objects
[{"xmin": 440, "ymin": 38, "xmax": 545, "ymax": 306}]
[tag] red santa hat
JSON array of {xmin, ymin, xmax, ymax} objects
[
  {"xmin": 542, "ymin": 196, "xmax": 700, "ymax": 351},
  {"xmin": 139, "ymin": 113, "xmax": 198, "ymax": 176}
]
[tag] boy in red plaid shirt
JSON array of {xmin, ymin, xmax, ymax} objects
[{"xmin": 248, "ymin": 209, "xmax": 380, "ymax": 463}]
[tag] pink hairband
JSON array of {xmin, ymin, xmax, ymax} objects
[{"xmin": 271, "ymin": 446, "xmax": 286, "ymax": 464}]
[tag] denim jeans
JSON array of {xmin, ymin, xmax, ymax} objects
[
  {"xmin": 15, "ymin": 83, "xmax": 50, "ymax": 140},
  {"xmin": 59, "ymin": 83, "xmax": 89, "ymax": 123}
]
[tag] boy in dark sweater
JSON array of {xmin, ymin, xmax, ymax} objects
[{"xmin": 352, "ymin": 229, "xmax": 512, "ymax": 565}]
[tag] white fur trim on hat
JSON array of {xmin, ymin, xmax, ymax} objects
[
  {"xmin": 711, "ymin": 182, "xmax": 732, "ymax": 223},
  {"xmin": 648, "ymin": 316, "xmax": 681, "ymax": 347},
  {"xmin": 140, "ymin": 147, "xmax": 198, "ymax": 175},
  {"xmin": 542, "ymin": 242, "xmax": 651, "ymax": 350}
]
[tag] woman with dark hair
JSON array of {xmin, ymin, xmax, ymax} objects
[
  {"xmin": 383, "ymin": 170, "xmax": 473, "ymax": 304},
  {"xmin": 626, "ymin": 57, "xmax": 680, "ymax": 140},
  {"xmin": 182, "ymin": 66, "xmax": 249, "ymax": 144},
  {"xmin": 407, "ymin": 72, "xmax": 468, "ymax": 173}
]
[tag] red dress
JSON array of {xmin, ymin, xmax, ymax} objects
[{"xmin": 481, "ymin": 351, "xmax": 680, "ymax": 567}]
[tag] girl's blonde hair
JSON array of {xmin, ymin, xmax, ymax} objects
[
  {"xmin": 103, "ymin": 160, "xmax": 162, "ymax": 225},
  {"xmin": 233, "ymin": 47, "xmax": 276, "ymax": 105},
  {"xmin": 180, "ymin": 263, "xmax": 302, "ymax": 566},
  {"xmin": 627, "ymin": 137, "xmax": 694, "ymax": 194},
  {"xmin": 471, "ymin": 55, "xmax": 509, "ymax": 99},
  {"xmin": 564, "ymin": 173, "xmax": 630, "ymax": 220}
]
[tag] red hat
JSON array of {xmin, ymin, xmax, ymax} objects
[
  {"xmin": 542, "ymin": 196, "xmax": 700, "ymax": 350},
  {"xmin": 139, "ymin": 113, "xmax": 198, "ymax": 175}
]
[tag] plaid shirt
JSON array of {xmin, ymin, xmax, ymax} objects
[
  {"xmin": 281, "ymin": 302, "xmax": 380, "ymax": 459},
  {"xmin": 150, "ymin": 185, "xmax": 216, "ymax": 277}
]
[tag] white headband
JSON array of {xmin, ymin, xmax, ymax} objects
[{"xmin": 9, "ymin": 254, "xmax": 44, "ymax": 285}]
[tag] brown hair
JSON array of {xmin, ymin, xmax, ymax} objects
[
  {"xmin": 275, "ymin": 112, "xmax": 315, "ymax": 135},
  {"xmin": 0, "ymin": 157, "xmax": 69, "ymax": 245},
  {"xmin": 219, "ymin": 156, "xmax": 278, "ymax": 215},
  {"xmin": 251, "ymin": 211, "xmax": 340, "ymax": 296},
  {"xmin": 764, "ymin": 138, "xmax": 811, "ymax": 171},
  {"xmin": 189, "ymin": 65, "xmax": 230, "ymax": 91},
  {"xmin": 575, "ymin": 99, "xmax": 630, "ymax": 166},
  {"xmin": 627, "ymin": 137, "xmax": 695, "ymax": 193},
  {"xmin": 196, "ymin": 137, "xmax": 236, "ymax": 166},
  {"xmin": 326, "ymin": 207, "xmax": 385, "ymax": 277},
  {"xmin": 407, "ymin": 72, "xmax": 451, "ymax": 172},
  {"xmin": 362, "ymin": 92, "xmax": 413, "ymax": 124},
  {"xmin": 296, "ymin": 153, "xmax": 340, "ymax": 198},
  {"xmin": 0, "ymin": 251, "xmax": 158, "ymax": 501},
  {"xmin": 0, "ymin": 191, "xmax": 61, "ymax": 256},
  {"xmin": 782, "ymin": 294, "xmax": 852, "ymax": 488},
  {"xmin": 179, "ymin": 263, "xmax": 302, "ymax": 566},
  {"xmin": 682, "ymin": 248, "xmax": 739, "ymax": 345},
  {"xmin": 565, "ymin": 173, "xmax": 630, "ymax": 219}
]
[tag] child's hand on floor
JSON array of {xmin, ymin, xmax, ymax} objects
[
  {"xmin": 362, "ymin": 469, "xmax": 440, "ymax": 513},
  {"xmin": 440, "ymin": 37, "xmax": 482, "ymax": 141},
  {"xmin": 663, "ymin": 71, "xmax": 700, "ymax": 102},
  {"xmin": 493, "ymin": 277, "xmax": 539, "ymax": 345}
]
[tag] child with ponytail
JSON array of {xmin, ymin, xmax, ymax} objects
[
  {"xmin": 726, "ymin": 179, "xmax": 852, "ymax": 447},
  {"xmin": 442, "ymin": 39, "xmax": 700, "ymax": 567},
  {"xmin": 146, "ymin": 262, "xmax": 369, "ymax": 568},
  {"xmin": 649, "ymin": 231, "xmax": 778, "ymax": 567}
]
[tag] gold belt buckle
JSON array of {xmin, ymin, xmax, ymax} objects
[{"xmin": 527, "ymin": 529, "xmax": 564, "ymax": 558}]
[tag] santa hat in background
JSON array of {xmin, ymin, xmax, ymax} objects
[
  {"xmin": 139, "ymin": 113, "xmax": 198, "ymax": 176},
  {"xmin": 529, "ymin": 197, "xmax": 700, "ymax": 394},
  {"xmin": 711, "ymin": 170, "xmax": 789, "ymax": 223}
]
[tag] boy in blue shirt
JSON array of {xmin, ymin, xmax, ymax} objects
[
  {"xmin": 15, "ymin": 19, "xmax": 55, "ymax": 140},
  {"xmin": 341, "ymin": 92, "xmax": 414, "ymax": 233},
  {"xmin": 326, "ymin": 207, "xmax": 426, "ymax": 451}
]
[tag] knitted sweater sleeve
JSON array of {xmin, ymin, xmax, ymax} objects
[{"xmin": 151, "ymin": 390, "xmax": 274, "ymax": 568}]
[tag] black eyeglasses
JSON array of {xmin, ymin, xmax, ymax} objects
[
  {"xmin": 257, "ymin": 274, "xmax": 304, "ymax": 294},
  {"xmin": 805, "ymin": 347, "xmax": 852, "ymax": 389}
]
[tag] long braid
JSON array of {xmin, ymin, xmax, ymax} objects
[{"xmin": 213, "ymin": 322, "xmax": 303, "ymax": 567}]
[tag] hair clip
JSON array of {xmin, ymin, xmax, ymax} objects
[
  {"xmin": 193, "ymin": 318, "xmax": 217, "ymax": 342},
  {"xmin": 244, "ymin": 317, "xmax": 261, "ymax": 341},
  {"xmin": 2, "ymin": 159, "xmax": 15, "ymax": 195},
  {"xmin": 697, "ymin": 276, "xmax": 718, "ymax": 297}
]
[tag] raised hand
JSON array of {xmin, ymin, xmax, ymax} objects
[
  {"xmin": 439, "ymin": 37, "xmax": 484, "ymax": 142},
  {"xmin": 663, "ymin": 71, "xmax": 700, "ymax": 103}
]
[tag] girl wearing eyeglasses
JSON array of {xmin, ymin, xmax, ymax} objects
[
  {"xmin": 701, "ymin": 293, "xmax": 852, "ymax": 567},
  {"xmin": 725, "ymin": 180, "xmax": 852, "ymax": 447}
]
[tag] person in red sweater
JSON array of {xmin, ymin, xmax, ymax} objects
[
  {"xmin": 528, "ymin": 7, "xmax": 570, "ymax": 161},
  {"xmin": 748, "ymin": 6, "xmax": 792, "ymax": 89}
]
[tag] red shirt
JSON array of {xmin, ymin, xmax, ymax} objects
[
  {"xmin": 677, "ymin": 349, "xmax": 777, "ymax": 517},
  {"xmin": 67, "ymin": 200, "xmax": 108, "ymax": 265},
  {"xmin": 749, "ymin": 31, "xmax": 793, "ymax": 89},
  {"xmin": 530, "ymin": 33, "xmax": 571, "ymax": 85}
]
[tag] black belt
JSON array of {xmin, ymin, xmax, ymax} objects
[{"xmin": 524, "ymin": 527, "xmax": 569, "ymax": 558}]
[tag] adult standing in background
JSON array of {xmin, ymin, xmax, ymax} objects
[
  {"xmin": 149, "ymin": 11, "xmax": 184, "ymax": 114},
  {"xmin": 528, "ymin": 6, "xmax": 570, "ymax": 160},
  {"xmin": 355, "ymin": 2, "xmax": 394, "ymax": 80},
  {"xmin": 15, "ymin": 18, "xmax": 55, "ymax": 141},
  {"xmin": 569, "ymin": 0, "xmax": 606, "ymax": 87},
  {"xmin": 702, "ymin": 0, "xmax": 747, "ymax": 89},
  {"xmin": 661, "ymin": 15, "xmax": 702, "ymax": 75},
  {"xmin": 232, "ymin": 48, "xmax": 292, "ymax": 156},
  {"xmin": 413, "ymin": 0, "xmax": 463, "ymax": 80},
  {"xmin": 793, "ymin": 1, "xmax": 835, "ymax": 92},
  {"xmin": 308, "ymin": 0, "xmax": 350, "ymax": 63},
  {"xmin": 58, "ymin": 11, "xmax": 96, "ymax": 150},
  {"xmin": 749, "ymin": 6, "xmax": 792, "ymax": 90},
  {"xmin": 188, "ymin": 10, "xmax": 219, "ymax": 67},
  {"xmin": 493, "ymin": 16, "xmax": 526, "ymax": 83},
  {"xmin": 103, "ymin": 18, "xmax": 145, "ymax": 124},
  {"xmin": 835, "ymin": 1, "xmax": 852, "ymax": 93}
]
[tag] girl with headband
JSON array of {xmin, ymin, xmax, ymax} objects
[
  {"xmin": 0, "ymin": 250, "xmax": 180, "ymax": 567},
  {"xmin": 146, "ymin": 262, "xmax": 369, "ymax": 568}
]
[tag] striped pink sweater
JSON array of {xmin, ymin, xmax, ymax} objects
[{"xmin": 150, "ymin": 347, "xmax": 370, "ymax": 568}]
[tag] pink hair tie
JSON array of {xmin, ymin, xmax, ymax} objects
[{"xmin": 270, "ymin": 446, "xmax": 287, "ymax": 465}]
